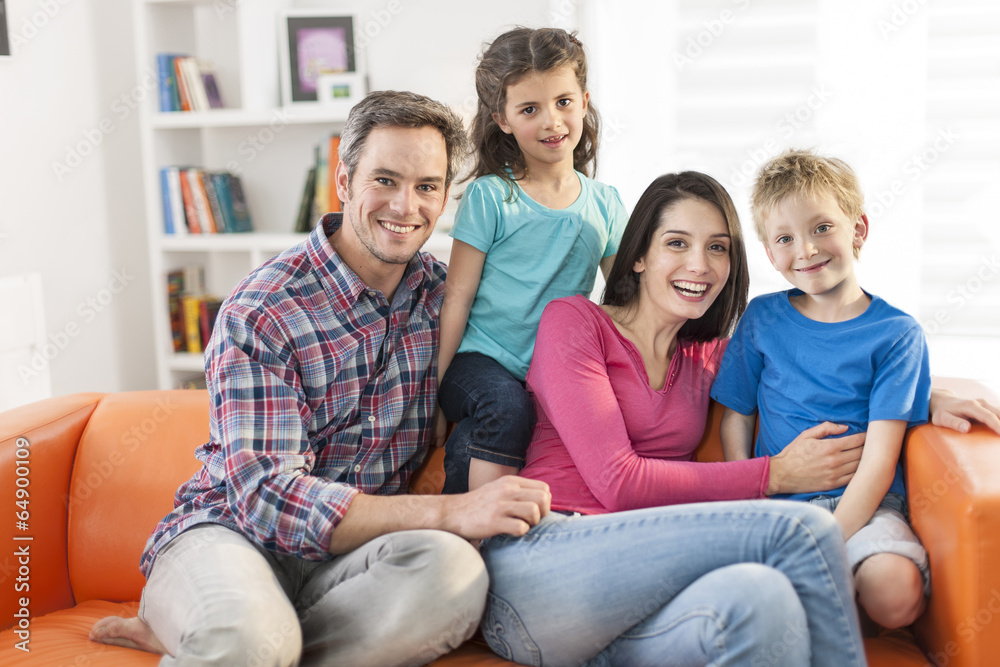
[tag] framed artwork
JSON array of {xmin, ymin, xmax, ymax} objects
[
  {"xmin": 0, "ymin": 1, "xmax": 10, "ymax": 57},
  {"xmin": 316, "ymin": 71, "xmax": 366, "ymax": 112},
  {"xmin": 278, "ymin": 11, "xmax": 362, "ymax": 107}
]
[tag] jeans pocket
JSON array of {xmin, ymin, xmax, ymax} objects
[{"xmin": 481, "ymin": 591, "xmax": 542, "ymax": 667}]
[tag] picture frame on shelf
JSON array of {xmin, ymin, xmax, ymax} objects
[
  {"xmin": 316, "ymin": 71, "xmax": 367, "ymax": 113},
  {"xmin": 278, "ymin": 11, "xmax": 361, "ymax": 107},
  {"xmin": 0, "ymin": 1, "xmax": 10, "ymax": 57}
]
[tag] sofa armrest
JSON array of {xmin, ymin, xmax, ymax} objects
[
  {"xmin": 0, "ymin": 393, "xmax": 105, "ymax": 629},
  {"xmin": 907, "ymin": 416, "xmax": 1000, "ymax": 667}
]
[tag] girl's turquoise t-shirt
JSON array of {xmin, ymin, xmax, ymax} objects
[{"xmin": 450, "ymin": 172, "xmax": 628, "ymax": 381}]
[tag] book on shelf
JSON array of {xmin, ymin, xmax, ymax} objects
[
  {"xmin": 157, "ymin": 53, "xmax": 225, "ymax": 112},
  {"xmin": 294, "ymin": 133, "xmax": 342, "ymax": 231},
  {"xmin": 166, "ymin": 266, "xmax": 206, "ymax": 353},
  {"xmin": 186, "ymin": 169, "xmax": 218, "ymax": 233},
  {"xmin": 294, "ymin": 167, "xmax": 318, "ymax": 233},
  {"xmin": 166, "ymin": 269, "xmax": 186, "ymax": 352},
  {"xmin": 176, "ymin": 169, "xmax": 202, "ymax": 233},
  {"xmin": 226, "ymin": 174, "xmax": 254, "ymax": 233},
  {"xmin": 177, "ymin": 375, "xmax": 208, "ymax": 390},
  {"xmin": 160, "ymin": 168, "xmax": 253, "ymax": 235},
  {"xmin": 166, "ymin": 266, "xmax": 221, "ymax": 355},
  {"xmin": 156, "ymin": 53, "xmax": 184, "ymax": 113},
  {"xmin": 160, "ymin": 167, "xmax": 188, "ymax": 236}
]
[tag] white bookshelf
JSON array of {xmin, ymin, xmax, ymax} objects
[{"xmin": 134, "ymin": 0, "xmax": 455, "ymax": 389}]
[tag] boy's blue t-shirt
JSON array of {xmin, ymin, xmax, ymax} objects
[
  {"xmin": 710, "ymin": 289, "xmax": 932, "ymax": 501},
  {"xmin": 450, "ymin": 172, "xmax": 627, "ymax": 381}
]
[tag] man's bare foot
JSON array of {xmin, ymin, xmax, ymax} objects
[{"xmin": 90, "ymin": 616, "xmax": 167, "ymax": 655}]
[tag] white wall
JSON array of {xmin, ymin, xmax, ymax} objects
[
  {"xmin": 0, "ymin": 0, "xmax": 132, "ymax": 400},
  {"xmin": 0, "ymin": 0, "xmax": 550, "ymax": 402},
  {"xmin": 1, "ymin": 0, "xmax": 996, "ymax": 401}
]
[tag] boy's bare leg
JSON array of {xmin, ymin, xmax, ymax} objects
[
  {"xmin": 468, "ymin": 458, "xmax": 519, "ymax": 492},
  {"xmin": 855, "ymin": 553, "xmax": 926, "ymax": 629},
  {"xmin": 90, "ymin": 616, "xmax": 166, "ymax": 654}
]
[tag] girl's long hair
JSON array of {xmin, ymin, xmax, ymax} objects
[{"xmin": 465, "ymin": 27, "xmax": 600, "ymax": 198}]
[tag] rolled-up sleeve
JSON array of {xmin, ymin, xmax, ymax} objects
[{"xmin": 210, "ymin": 304, "xmax": 358, "ymax": 559}]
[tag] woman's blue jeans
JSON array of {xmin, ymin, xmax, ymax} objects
[
  {"xmin": 439, "ymin": 352, "xmax": 535, "ymax": 494},
  {"xmin": 479, "ymin": 500, "xmax": 866, "ymax": 667}
]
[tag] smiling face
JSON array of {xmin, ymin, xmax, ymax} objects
[
  {"xmin": 493, "ymin": 65, "xmax": 588, "ymax": 175},
  {"xmin": 762, "ymin": 192, "xmax": 867, "ymax": 300},
  {"xmin": 333, "ymin": 125, "xmax": 449, "ymax": 290},
  {"xmin": 634, "ymin": 197, "xmax": 732, "ymax": 325}
]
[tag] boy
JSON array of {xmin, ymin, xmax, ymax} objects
[{"xmin": 711, "ymin": 149, "xmax": 931, "ymax": 630}]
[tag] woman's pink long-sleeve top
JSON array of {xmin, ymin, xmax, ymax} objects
[{"xmin": 520, "ymin": 295, "xmax": 770, "ymax": 515}]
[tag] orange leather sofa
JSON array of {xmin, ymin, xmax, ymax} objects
[{"xmin": 1, "ymin": 387, "xmax": 998, "ymax": 666}]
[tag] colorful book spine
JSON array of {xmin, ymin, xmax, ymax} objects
[
  {"xmin": 178, "ymin": 170, "xmax": 201, "ymax": 233},
  {"xmin": 160, "ymin": 167, "xmax": 175, "ymax": 234},
  {"xmin": 166, "ymin": 167, "xmax": 187, "ymax": 235},
  {"xmin": 328, "ymin": 135, "xmax": 342, "ymax": 213},
  {"xmin": 203, "ymin": 173, "xmax": 228, "ymax": 233},
  {"xmin": 174, "ymin": 57, "xmax": 192, "ymax": 111},
  {"xmin": 200, "ymin": 63, "xmax": 225, "ymax": 109},
  {"xmin": 156, "ymin": 53, "xmax": 180, "ymax": 112},
  {"xmin": 209, "ymin": 172, "xmax": 234, "ymax": 233},
  {"xmin": 182, "ymin": 295, "xmax": 203, "ymax": 354},
  {"xmin": 187, "ymin": 169, "xmax": 217, "ymax": 233},
  {"xmin": 199, "ymin": 298, "xmax": 223, "ymax": 350},
  {"xmin": 166, "ymin": 269, "xmax": 186, "ymax": 352},
  {"xmin": 226, "ymin": 174, "xmax": 253, "ymax": 232},
  {"xmin": 295, "ymin": 166, "xmax": 317, "ymax": 233}
]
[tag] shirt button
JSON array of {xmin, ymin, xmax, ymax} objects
[
  {"xmin": 354, "ymin": 464, "xmax": 361, "ymax": 472},
  {"xmin": 367, "ymin": 290, "xmax": 377, "ymax": 297},
  {"xmin": 367, "ymin": 415, "xmax": 376, "ymax": 422}
]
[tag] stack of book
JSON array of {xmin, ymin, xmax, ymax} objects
[
  {"xmin": 295, "ymin": 134, "xmax": 342, "ymax": 233},
  {"xmin": 166, "ymin": 266, "xmax": 223, "ymax": 355},
  {"xmin": 157, "ymin": 53, "xmax": 225, "ymax": 112},
  {"xmin": 160, "ymin": 167, "xmax": 253, "ymax": 235}
]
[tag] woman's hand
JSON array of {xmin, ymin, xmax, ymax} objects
[{"xmin": 766, "ymin": 423, "xmax": 865, "ymax": 495}]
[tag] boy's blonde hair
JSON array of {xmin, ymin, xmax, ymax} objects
[{"xmin": 751, "ymin": 149, "xmax": 865, "ymax": 258}]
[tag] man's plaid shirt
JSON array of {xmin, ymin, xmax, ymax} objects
[{"xmin": 141, "ymin": 213, "xmax": 446, "ymax": 575}]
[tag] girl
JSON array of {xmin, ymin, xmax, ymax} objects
[{"xmin": 438, "ymin": 27, "xmax": 628, "ymax": 493}]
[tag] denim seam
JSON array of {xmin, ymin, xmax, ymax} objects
[
  {"xmin": 466, "ymin": 444, "xmax": 525, "ymax": 466},
  {"xmin": 778, "ymin": 512, "xmax": 864, "ymax": 667}
]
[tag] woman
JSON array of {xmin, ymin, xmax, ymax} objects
[{"xmin": 478, "ymin": 172, "xmax": 866, "ymax": 667}]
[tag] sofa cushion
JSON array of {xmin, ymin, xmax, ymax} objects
[
  {"xmin": 68, "ymin": 391, "xmax": 208, "ymax": 603},
  {"xmin": 0, "ymin": 393, "xmax": 104, "ymax": 624}
]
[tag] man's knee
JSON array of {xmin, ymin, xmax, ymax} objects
[
  {"xmin": 181, "ymin": 594, "xmax": 302, "ymax": 667},
  {"xmin": 375, "ymin": 531, "xmax": 487, "ymax": 661},
  {"xmin": 391, "ymin": 530, "xmax": 488, "ymax": 606}
]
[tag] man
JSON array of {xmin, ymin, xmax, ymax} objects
[{"xmin": 91, "ymin": 90, "xmax": 551, "ymax": 667}]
